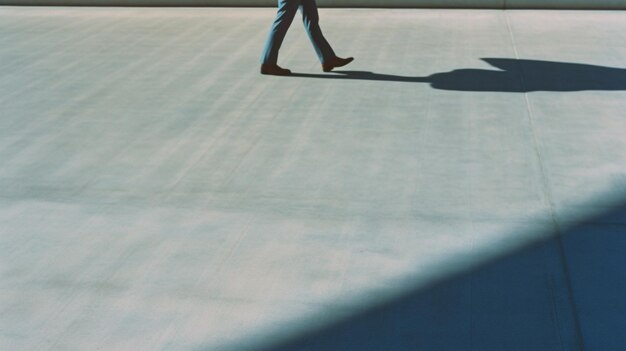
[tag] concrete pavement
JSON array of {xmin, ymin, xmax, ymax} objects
[{"xmin": 1, "ymin": 7, "xmax": 625, "ymax": 351}]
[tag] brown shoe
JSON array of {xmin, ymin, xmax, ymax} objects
[
  {"xmin": 322, "ymin": 56, "xmax": 354, "ymax": 72},
  {"xmin": 261, "ymin": 64, "xmax": 291, "ymax": 76}
]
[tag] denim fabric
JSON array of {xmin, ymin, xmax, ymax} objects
[{"xmin": 261, "ymin": 0, "xmax": 336, "ymax": 65}]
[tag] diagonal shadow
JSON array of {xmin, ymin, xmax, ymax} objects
[
  {"xmin": 290, "ymin": 58, "xmax": 626, "ymax": 92},
  {"xmin": 231, "ymin": 202, "xmax": 625, "ymax": 351}
]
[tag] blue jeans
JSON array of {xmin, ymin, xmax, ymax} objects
[{"xmin": 261, "ymin": 0, "xmax": 336, "ymax": 65}]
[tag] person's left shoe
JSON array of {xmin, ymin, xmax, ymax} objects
[
  {"xmin": 261, "ymin": 64, "xmax": 292, "ymax": 76},
  {"xmin": 322, "ymin": 56, "xmax": 354, "ymax": 72}
]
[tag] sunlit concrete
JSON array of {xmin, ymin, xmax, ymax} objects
[{"xmin": 1, "ymin": 7, "xmax": 625, "ymax": 351}]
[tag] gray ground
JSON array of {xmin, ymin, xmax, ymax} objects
[{"xmin": 1, "ymin": 7, "xmax": 626, "ymax": 351}]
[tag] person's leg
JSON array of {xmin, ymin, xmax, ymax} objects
[
  {"xmin": 299, "ymin": 0, "xmax": 335, "ymax": 64},
  {"xmin": 261, "ymin": 0, "xmax": 300, "ymax": 65}
]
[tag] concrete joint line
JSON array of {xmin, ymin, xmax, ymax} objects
[{"xmin": 503, "ymin": 12, "xmax": 585, "ymax": 351}]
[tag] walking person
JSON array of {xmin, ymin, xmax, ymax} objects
[{"xmin": 261, "ymin": 0, "xmax": 354, "ymax": 76}]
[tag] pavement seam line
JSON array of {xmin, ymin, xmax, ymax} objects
[{"xmin": 504, "ymin": 11, "xmax": 585, "ymax": 351}]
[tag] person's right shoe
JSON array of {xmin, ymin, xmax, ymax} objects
[
  {"xmin": 260, "ymin": 64, "xmax": 291, "ymax": 76},
  {"xmin": 322, "ymin": 56, "xmax": 354, "ymax": 72}
]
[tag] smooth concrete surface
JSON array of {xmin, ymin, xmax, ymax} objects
[
  {"xmin": 1, "ymin": 7, "xmax": 626, "ymax": 351},
  {"xmin": 3, "ymin": 0, "xmax": 626, "ymax": 9}
]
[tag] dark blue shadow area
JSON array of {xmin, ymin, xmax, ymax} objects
[
  {"xmin": 217, "ymin": 204, "xmax": 626, "ymax": 351},
  {"xmin": 290, "ymin": 59, "xmax": 626, "ymax": 92}
]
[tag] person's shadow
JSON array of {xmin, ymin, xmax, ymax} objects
[{"xmin": 290, "ymin": 58, "xmax": 626, "ymax": 93}]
